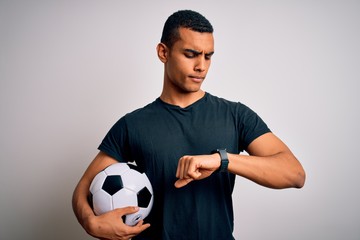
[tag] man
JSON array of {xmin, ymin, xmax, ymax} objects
[{"xmin": 72, "ymin": 10, "xmax": 305, "ymax": 240}]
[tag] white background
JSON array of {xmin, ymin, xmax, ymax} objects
[{"xmin": 1, "ymin": 1, "xmax": 359, "ymax": 239}]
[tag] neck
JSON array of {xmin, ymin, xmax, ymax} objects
[{"xmin": 160, "ymin": 90, "xmax": 205, "ymax": 108}]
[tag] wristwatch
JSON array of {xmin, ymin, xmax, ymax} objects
[{"xmin": 215, "ymin": 149, "xmax": 229, "ymax": 172}]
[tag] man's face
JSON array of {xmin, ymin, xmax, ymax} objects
[{"xmin": 164, "ymin": 27, "xmax": 214, "ymax": 94}]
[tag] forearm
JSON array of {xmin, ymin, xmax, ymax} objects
[
  {"xmin": 72, "ymin": 152, "xmax": 118, "ymax": 230},
  {"xmin": 72, "ymin": 178, "xmax": 96, "ymax": 235},
  {"xmin": 227, "ymin": 151, "xmax": 305, "ymax": 189}
]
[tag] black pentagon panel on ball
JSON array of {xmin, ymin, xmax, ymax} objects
[
  {"xmin": 121, "ymin": 215, "xmax": 127, "ymax": 223},
  {"xmin": 127, "ymin": 163, "xmax": 144, "ymax": 173},
  {"xmin": 102, "ymin": 175, "xmax": 124, "ymax": 195},
  {"xmin": 137, "ymin": 187, "xmax": 152, "ymax": 208},
  {"xmin": 88, "ymin": 192, "xmax": 94, "ymax": 209}
]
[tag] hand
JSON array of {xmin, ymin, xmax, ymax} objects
[
  {"xmin": 85, "ymin": 206, "xmax": 150, "ymax": 240},
  {"xmin": 174, "ymin": 153, "xmax": 221, "ymax": 188}
]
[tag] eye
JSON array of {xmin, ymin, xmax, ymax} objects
[
  {"xmin": 184, "ymin": 52, "xmax": 196, "ymax": 58},
  {"xmin": 205, "ymin": 53, "xmax": 214, "ymax": 60}
]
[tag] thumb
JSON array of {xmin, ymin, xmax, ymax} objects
[
  {"xmin": 115, "ymin": 206, "xmax": 140, "ymax": 216},
  {"xmin": 174, "ymin": 178, "xmax": 193, "ymax": 188}
]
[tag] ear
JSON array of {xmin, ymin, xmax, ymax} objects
[{"xmin": 157, "ymin": 43, "xmax": 168, "ymax": 63}]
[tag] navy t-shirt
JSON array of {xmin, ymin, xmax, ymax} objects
[{"xmin": 98, "ymin": 92, "xmax": 270, "ymax": 240}]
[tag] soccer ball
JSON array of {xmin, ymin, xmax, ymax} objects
[{"xmin": 89, "ymin": 162, "xmax": 154, "ymax": 226}]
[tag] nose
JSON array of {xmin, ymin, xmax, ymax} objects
[{"xmin": 194, "ymin": 57, "xmax": 206, "ymax": 72}]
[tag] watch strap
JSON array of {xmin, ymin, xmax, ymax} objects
[{"xmin": 216, "ymin": 149, "xmax": 229, "ymax": 172}]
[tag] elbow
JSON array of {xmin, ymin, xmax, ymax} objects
[
  {"xmin": 277, "ymin": 163, "xmax": 306, "ymax": 189},
  {"xmin": 294, "ymin": 175, "xmax": 305, "ymax": 189},
  {"xmin": 287, "ymin": 155, "xmax": 306, "ymax": 188},
  {"xmin": 292, "ymin": 167, "xmax": 306, "ymax": 189}
]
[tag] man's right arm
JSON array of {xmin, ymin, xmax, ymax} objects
[{"xmin": 72, "ymin": 151, "xmax": 150, "ymax": 239}]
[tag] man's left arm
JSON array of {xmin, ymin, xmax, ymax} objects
[
  {"xmin": 228, "ymin": 132, "xmax": 305, "ymax": 189},
  {"xmin": 175, "ymin": 132, "xmax": 305, "ymax": 189}
]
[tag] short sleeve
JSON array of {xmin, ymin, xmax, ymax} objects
[
  {"xmin": 98, "ymin": 116, "xmax": 133, "ymax": 162},
  {"xmin": 237, "ymin": 103, "xmax": 271, "ymax": 151}
]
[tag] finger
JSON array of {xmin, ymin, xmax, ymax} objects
[
  {"xmin": 125, "ymin": 220, "xmax": 151, "ymax": 237},
  {"xmin": 183, "ymin": 157, "xmax": 191, "ymax": 178},
  {"xmin": 176, "ymin": 157, "xmax": 183, "ymax": 178},
  {"xmin": 135, "ymin": 219, "xmax": 144, "ymax": 226},
  {"xmin": 187, "ymin": 159, "xmax": 202, "ymax": 179},
  {"xmin": 135, "ymin": 219, "xmax": 151, "ymax": 230},
  {"xmin": 180, "ymin": 156, "xmax": 189, "ymax": 179},
  {"xmin": 177, "ymin": 156, "xmax": 189, "ymax": 179},
  {"xmin": 131, "ymin": 221, "xmax": 151, "ymax": 232}
]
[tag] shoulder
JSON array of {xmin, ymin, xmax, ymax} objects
[
  {"xmin": 124, "ymin": 99, "xmax": 161, "ymax": 119},
  {"xmin": 205, "ymin": 92, "xmax": 251, "ymax": 112},
  {"xmin": 115, "ymin": 99, "xmax": 170, "ymax": 130},
  {"xmin": 205, "ymin": 92, "xmax": 268, "ymax": 126},
  {"xmin": 108, "ymin": 99, "xmax": 159, "ymax": 129}
]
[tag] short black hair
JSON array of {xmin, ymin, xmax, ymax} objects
[{"xmin": 160, "ymin": 10, "xmax": 213, "ymax": 48}]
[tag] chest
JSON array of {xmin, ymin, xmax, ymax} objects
[{"xmin": 128, "ymin": 109, "xmax": 238, "ymax": 176}]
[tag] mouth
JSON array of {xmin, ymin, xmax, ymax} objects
[{"xmin": 189, "ymin": 75, "xmax": 205, "ymax": 83}]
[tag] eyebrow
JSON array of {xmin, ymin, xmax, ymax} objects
[{"xmin": 184, "ymin": 49, "xmax": 215, "ymax": 57}]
